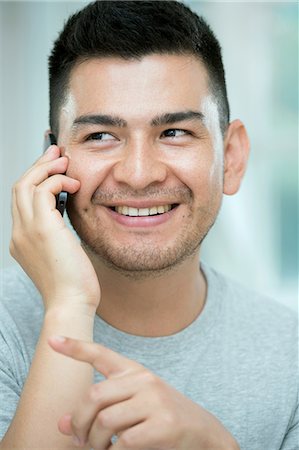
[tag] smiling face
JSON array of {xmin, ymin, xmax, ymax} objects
[{"xmin": 58, "ymin": 54, "xmax": 225, "ymax": 276}]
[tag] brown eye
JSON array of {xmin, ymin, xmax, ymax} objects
[
  {"xmin": 86, "ymin": 132, "xmax": 115, "ymax": 141},
  {"xmin": 162, "ymin": 129, "xmax": 189, "ymax": 138}
]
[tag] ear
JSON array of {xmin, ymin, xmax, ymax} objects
[{"xmin": 223, "ymin": 119, "xmax": 250, "ymax": 195}]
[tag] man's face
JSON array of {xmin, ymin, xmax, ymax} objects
[{"xmin": 58, "ymin": 54, "xmax": 224, "ymax": 275}]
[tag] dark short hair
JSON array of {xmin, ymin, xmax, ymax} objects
[{"xmin": 49, "ymin": 0, "xmax": 230, "ymax": 137}]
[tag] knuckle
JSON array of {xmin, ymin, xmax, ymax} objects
[
  {"xmin": 9, "ymin": 240, "xmax": 16, "ymax": 257},
  {"xmin": 34, "ymin": 185, "xmax": 46, "ymax": 196},
  {"xmin": 88, "ymin": 384, "xmax": 105, "ymax": 404},
  {"xmin": 15, "ymin": 179, "xmax": 29, "ymax": 194},
  {"xmin": 96, "ymin": 410, "xmax": 112, "ymax": 429},
  {"xmin": 10, "ymin": 232, "xmax": 23, "ymax": 251},
  {"xmin": 138, "ymin": 369, "xmax": 157, "ymax": 386},
  {"xmin": 12, "ymin": 181, "xmax": 22, "ymax": 193},
  {"xmin": 161, "ymin": 410, "xmax": 176, "ymax": 427}
]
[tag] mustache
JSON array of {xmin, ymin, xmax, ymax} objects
[{"xmin": 91, "ymin": 186, "xmax": 192, "ymax": 204}]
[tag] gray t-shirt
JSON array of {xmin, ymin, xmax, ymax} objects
[{"xmin": 0, "ymin": 262, "xmax": 298, "ymax": 450}]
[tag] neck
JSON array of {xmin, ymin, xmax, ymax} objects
[{"xmin": 88, "ymin": 250, "xmax": 207, "ymax": 337}]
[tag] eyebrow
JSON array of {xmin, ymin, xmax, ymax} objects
[
  {"xmin": 73, "ymin": 114, "xmax": 126, "ymax": 129},
  {"xmin": 151, "ymin": 110, "xmax": 204, "ymax": 127},
  {"xmin": 71, "ymin": 110, "xmax": 205, "ymax": 134}
]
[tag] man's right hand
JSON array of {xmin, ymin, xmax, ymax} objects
[{"xmin": 10, "ymin": 143, "xmax": 101, "ymax": 315}]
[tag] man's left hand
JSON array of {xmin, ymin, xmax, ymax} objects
[{"xmin": 49, "ymin": 336, "xmax": 239, "ymax": 450}]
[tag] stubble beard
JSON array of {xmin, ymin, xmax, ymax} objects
[{"xmin": 67, "ymin": 189, "xmax": 222, "ymax": 281}]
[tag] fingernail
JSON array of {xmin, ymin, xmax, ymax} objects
[{"xmin": 51, "ymin": 335, "xmax": 66, "ymax": 343}]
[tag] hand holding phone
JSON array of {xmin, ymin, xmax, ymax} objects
[
  {"xmin": 10, "ymin": 134, "xmax": 101, "ymax": 313},
  {"xmin": 43, "ymin": 132, "xmax": 68, "ymax": 216}
]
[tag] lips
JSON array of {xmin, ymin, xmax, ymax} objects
[{"xmin": 103, "ymin": 203, "xmax": 180, "ymax": 227}]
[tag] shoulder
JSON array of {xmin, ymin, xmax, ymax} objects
[
  {"xmin": 203, "ymin": 262, "xmax": 297, "ymax": 335},
  {"xmin": 203, "ymin": 263, "xmax": 298, "ymax": 427},
  {"xmin": 203, "ymin": 262, "xmax": 297, "ymax": 379}
]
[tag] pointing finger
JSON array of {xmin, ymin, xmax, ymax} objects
[{"xmin": 48, "ymin": 336, "xmax": 141, "ymax": 378}]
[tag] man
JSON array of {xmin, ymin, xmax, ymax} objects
[{"xmin": 0, "ymin": 1, "xmax": 297, "ymax": 449}]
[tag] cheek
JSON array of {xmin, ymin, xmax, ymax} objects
[
  {"xmin": 169, "ymin": 147, "xmax": 222, "ymax": 194},
  {"xmin": 66, "ymin": 156, "xmax": 112, "ymax": 201}
]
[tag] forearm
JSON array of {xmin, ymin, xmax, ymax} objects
[{"xmin": 0, "ymin": 306, "xmax": 95, "ymax": 450}]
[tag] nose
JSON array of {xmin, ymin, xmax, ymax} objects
[{"xmin": 112, "ymin": 137, "xmax": 168, "ymax": 190}]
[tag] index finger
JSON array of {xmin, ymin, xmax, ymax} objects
[{"xmin": 48, "ymin": 336, "xmax": 142, "ymax": 378}]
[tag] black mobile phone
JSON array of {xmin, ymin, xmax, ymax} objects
[{"xmin": 43, "ymin": 132, "xmax": 68, "ymax": 216}]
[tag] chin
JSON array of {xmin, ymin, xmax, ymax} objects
[{"xmin": 82, "ymin": 238, "xmax": 201, "ymax": 281}]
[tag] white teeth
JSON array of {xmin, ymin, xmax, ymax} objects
[
  {"xmin": 122, "ymin": 206, "xmax": 129, "ymax": 215},
  {"xmin": 138, "ymin": 208, "xmax": 149, "ymax": 216},
  {"xmin": 114, "ymin": 204, "xmax": 173, "ymax": 216},
  {"xmin": 149, "ymin": 206, "xmax": 158, "ymax": 215},
  {"xmin": 128, "ymin": 207, "xmax": 138, "ymax": 216}
]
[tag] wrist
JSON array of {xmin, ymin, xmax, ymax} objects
[
  {"xmin": 43, "ymin": 305, "xmax": 95, "ymax": 341},
  {"xmin": 45, "ymin": 301, "xmax": 97, "ymax": 318},
  {"xmin": 43, "ymin": 289, "xmax": 100, "ymax": 313}
]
